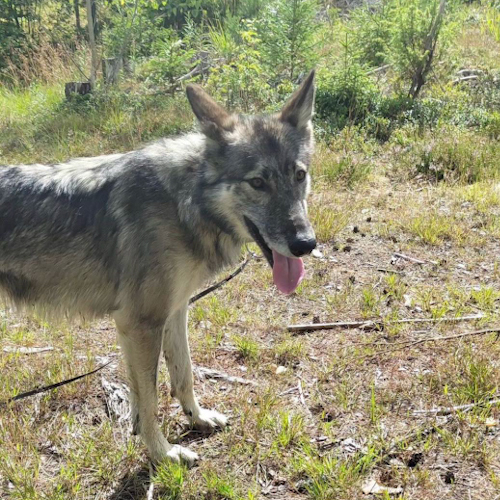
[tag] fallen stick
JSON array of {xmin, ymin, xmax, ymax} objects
[
  {"xmin": 288, "ymin": 314, "xmax": 484, "ymax": 333},
  {"xmin": 193, "ymin": 366, "xmax": 258, "ymax": 386},
  {"xmin": 297, "ymin": 379, "xmax": 311, "ymax": 415},
  {"xmin": 3, "ymin": 346, "xmax": 53, "ymax": 354},
  {"xmin": 366, "ymin": 63, "xmax": 391, "ymax": 75},
  {"xmin": 393, "ymin": 252, "xmax": 438, "ymax": 266},
  {"xmin": 0, "ymin": 359, "xmax": 113, "ymax": 406},
  {"xmin": 367, "ymin": 327, "xmax": 500, "ymax": 359},
  {"xmin": 289, "ymin": 320, "xmax": 377, "ymax": 333},
  {"xmin": 278, "ymin": 386, "xmax": 299, "ymax": 397},
  {"xmin": 376, "ymin": 267, "xmax": 404, "ymax": 275},
  {"xmin": 413, "ymin": 396, "xmax": 500, "ymax": 416},
  {"xmin": 452, "ymin": 75, "xmax": 479, "ymax": 85}
]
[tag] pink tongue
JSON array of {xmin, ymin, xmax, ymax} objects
[{"xmin": 272, "ymin": 250, "xmax": 305, "ymax": 295}]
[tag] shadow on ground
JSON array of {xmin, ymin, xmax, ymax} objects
[{"xmin": 109, "ymin": 465, "xmax": 152, "ymax": 500}]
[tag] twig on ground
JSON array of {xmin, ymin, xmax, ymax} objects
[
  {"xmin": 377, "ymin": 267, "xmax": 404, "ymax": 275},
  {"xmin": 364, "ymin": 262, "xmax": 404, "ymax": 274},
  {"xmin": 278, "ymin": 386, "xmax": 299, "ymax": 397},
  {"xmin": 0, "ymin": 359, "xmax": 114, "ymax": 406},
  {"xmin": 413, "ymin": 396, "xmax": 500, "ymax": 416},
  {"xmin": 393, "ymin": 252, "xmax": 438, "ymax": 266},
  {"xmin": 366, "ymin": 64, "xmax": 391, "ymax": 75},
  {"xmin": 297, "ymin": 379, "xmax": 311, "ymax": 415},
  {"xmin": 3, "ymin": 346, "xmax": 53, "ymax": 354},
  {"xmin": 289, "ymin": 320, "xmax": 377, "ymax": 333},
  {"xmin": 288, "ymin": 314, "xmax": 484, "ymax": 333},
  {"xmin": 193, "ymin": 366, "xmax": 258, "ymax": 386},
  {"xmin": 452, "ymin": 75, "xmax": 480, "ymax": 85},
  {"xmin": 367, "ymin": 327, "xmax": 500, "ymax": 359}
]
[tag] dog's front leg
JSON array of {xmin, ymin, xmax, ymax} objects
[
  {"xmin": 163, "ymin": 303, "xmax": 228, "ymax": 431},
  {"xmin": 114, "ymin": 312, "xmax": 198, "ymax": 466}
]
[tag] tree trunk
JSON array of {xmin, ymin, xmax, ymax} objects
[
  {"xmin": 65, "ymin": 82, "xmax": 92, "ymax": 99},
  {"xmin": 102, "ymin": 57, "xmax": 122, "ymax": 85},
  {"xmin": 8, "ymin": 0, "xmax": 21, "ymax": 29},
  {"xmin": 74, "ymin": 0, "xmax": 81, "ymax": 35},
  {"xmin": 92, "ymin": 0, "xmax": 98, "ymax": 36},
  {"xmin": 85, "ymin": 0, "xmax": 97, "ymax": 89},
  {"xmin": 408, "ymin": 0, "xmax": 446, "ymax": 99}
]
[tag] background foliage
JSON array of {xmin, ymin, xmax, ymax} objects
[{"xmin": 2, "ymin": 0, "xmax": 498, "ymax": 143}]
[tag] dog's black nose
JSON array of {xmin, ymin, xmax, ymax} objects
[{"xmin": 289, "ymin": 238, "xmax": 317, "ymax": 257}]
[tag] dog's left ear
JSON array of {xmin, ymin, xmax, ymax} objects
[
  {"xmin": 186, "ymin": 84, "xmax": 235, "ymax": 141},
  {"xmin": 279, "ymin": 70, "xmax": 315, "ymax": 130}
]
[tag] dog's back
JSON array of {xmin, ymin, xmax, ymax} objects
[{"xmin": 0, "ymin": 154, "xmax": 127, "ymax": 316}]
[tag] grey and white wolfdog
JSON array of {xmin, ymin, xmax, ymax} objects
[{"xmin": 0, "ymin": 71, "xmax": 317, "ymax": 464}]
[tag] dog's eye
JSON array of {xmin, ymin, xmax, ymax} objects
[
  {"xmin": 296, "ymin": 170, "xmax": 306, "ymax": 182},
  {"xmin": 249, "ymin": 177, "xmax": 265, "ymax": 189}
]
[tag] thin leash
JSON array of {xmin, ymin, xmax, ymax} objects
[{"xmin": 0, "ymin": 251, "xmax": 258, "ymax": 406}]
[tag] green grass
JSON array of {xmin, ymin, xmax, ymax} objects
[
  {"xmin": 395, "ymin": 127, "xmax": 500, "ymax": 184},
  {"xmin": 406, "ymin": 213, "xmax": 455, "ymax": 246},
  {"xmin": 154, "ymin": 462, "xmax": 186, "ymax": 499},
  {"xmin": 232, "ymin": 334, "xmax": 260, "ymax": 361},
  {"xmin": 313, "ymin": 142, "xmax": 372, "ymax": 188},
  {"xmin": 309, "ymin": 199, "xmax": 354, "ymax": 243},
  {"xmin": 459, "ymin": 182, "xmax": 500, "ymax": 213},
  {"xmin": 273, "ymin": 335, "xmax": 305, "ymax": 365},
  {"xmin": 0, "ymin": 86, "xmax": 193, "ymax": 165}
]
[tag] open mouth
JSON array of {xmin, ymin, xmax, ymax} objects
[
  {"xmin": 244, "ymin": 216, "xmax": 274, "ymax": 268},
  {"xmin": 243, "ymin": 216, "xmax": 305, "ymax": 295}
]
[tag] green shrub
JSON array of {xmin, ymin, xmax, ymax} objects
[
  {"xmin": 484, "ymin": 3, "xmax": 500, "ymax": 42},
  {"xmin": 346, "ymin": 0, "xmax": 459, "ymax": 97},
  {"xmin": 484, "ymin": 111, "xmax": 500, "ymax": 139},
  {"xmin": 315, "ymin": 54, "xmax": 380, "ymax": 131},
  {"xmin": 258, "ymin": 0, "xmax": 319, "ymax": 82},
  {"xmin": 137, "ymin": 29, "xmax": 196, "ymax": 86},
  {"xmin": 395, "ymin": 128, "xmax": 500, "ymax": 183},
  {"xmin": 206, "ymin": 22, "xmax": 273, "ymax": 112},
  {"xmin": 390, "ymin": 0, "xmax": 459, "ymax": 97},
  {"xmin": 350, "ymin": 2, "xmax": 393, "ymax": 68}
]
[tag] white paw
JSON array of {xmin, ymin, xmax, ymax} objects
[
  {"xmin": 191, "ymin": 408, "xmax": 228, "ymax": 431},
  {"xmin": 165, "ymin": 444, "xmax": 199, "ymax": 467}
]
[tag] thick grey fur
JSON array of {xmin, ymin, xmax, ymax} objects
[{"xmin": 0, "ymin": 71, "xmax": 316, "ymax": 464}]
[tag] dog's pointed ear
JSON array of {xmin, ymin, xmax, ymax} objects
[
  {"xmin": 279, "ymin": 70, "xmax": 315, "ymax": 129},
  {"xmin": 186, "ymin": 84, "xmax": 235, "ymax": 141}
]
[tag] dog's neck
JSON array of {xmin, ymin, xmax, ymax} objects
[{"xmin": 146, "ymin": 135, "xmax": 245, "ymax": 274}]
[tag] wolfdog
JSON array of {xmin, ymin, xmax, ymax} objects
[{"xmin": 0, "ymin": 71, "xmax": 317, "ymax": 464}]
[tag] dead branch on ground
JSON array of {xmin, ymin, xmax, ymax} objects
[
  {"xmin": 413, "ymin": 396, "xmax": 500, "ymax": 416},
  {"xmin": 288, "ymin": 314, "xmax": 484, "ymax": 333}
]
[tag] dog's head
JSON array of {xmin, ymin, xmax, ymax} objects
[{"xmin": 186, "ymin": 71, "xmax": 316, "ymax": 294}]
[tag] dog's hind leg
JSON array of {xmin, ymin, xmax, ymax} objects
[
  {"xmin": 114, "ymin": 312, "xmax": 198, "ymax": 465},
  {"xmin": 163, "ymin": 303, "xmax": 228, "ymax": 431}
]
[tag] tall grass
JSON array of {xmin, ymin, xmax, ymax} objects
[
  {"xmin": 0, "ymin": 85, "xmax": 193, "ymax": 165},
  {"xmin": 1, "ymin": 36, "xmax": 86, "ymax": 87}
]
